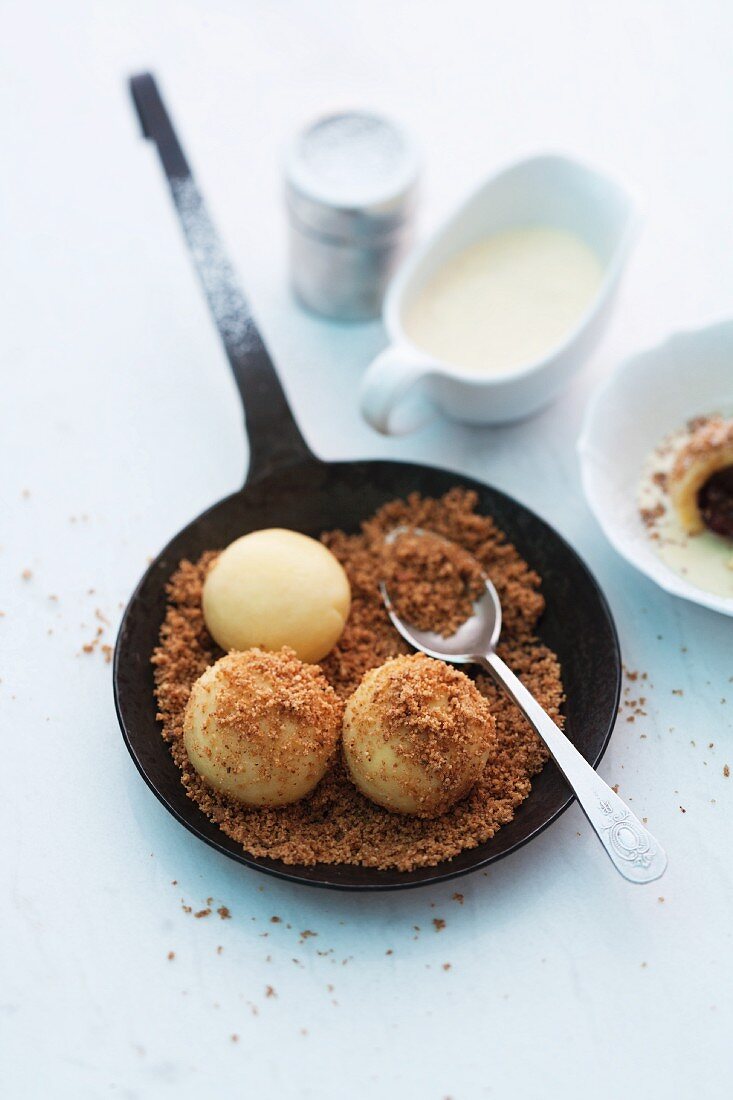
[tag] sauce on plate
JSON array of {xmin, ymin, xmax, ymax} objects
[{"xmin": 638, "ymin": 420, "xmax": 733, "ymax": 598}]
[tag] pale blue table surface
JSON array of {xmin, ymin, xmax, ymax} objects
[{"xmin": 2, "ymin": 2, "xmax": 731, "ymax": 1097}]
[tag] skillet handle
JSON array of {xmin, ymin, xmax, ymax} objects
[{"xmin": 128, "ymin": 72, "xmax": 315, "ymax": 484}]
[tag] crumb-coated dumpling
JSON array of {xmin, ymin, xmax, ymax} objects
[
  {"xmin": 342, "ymin": 653, "xmax": 495, "ymax": 817},
  {"xmin": 184, "ymin": 649, "xmax": 343, "ymax": 807},
  {"xmin": 670, "ymin": 417, "xmax": 733, "ymax": 536}
]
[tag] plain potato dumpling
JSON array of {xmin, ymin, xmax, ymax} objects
[
  {"xmin": 343, "ymin": 653, "xmax": 495, "ymax": 817},
  {"xmin": 183, "ymin": 649, "xmax": 343, "ymax": 807},
  {"xmin": 202, "ymin": 528, "xmax": 351, "ymax": 663}
]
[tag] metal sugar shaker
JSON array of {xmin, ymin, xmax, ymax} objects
[{"xmin": 284, "ymin": 111, "xmax": 420, "ymax": 322}]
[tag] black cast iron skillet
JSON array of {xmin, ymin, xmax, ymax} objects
[{"xmin": 114, "ymin": 73, "xmax": 621, "ymax": 891}]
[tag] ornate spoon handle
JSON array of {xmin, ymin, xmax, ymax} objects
[{"xmin": 480, "ymin": 651, "xmax": 667, "ymax": 883}]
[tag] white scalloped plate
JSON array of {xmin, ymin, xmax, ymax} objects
[{"xmin": 578, "ymin": 319, "xmax": 733, "ymax": 616}]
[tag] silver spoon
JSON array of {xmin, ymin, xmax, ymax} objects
[{"xmin": 381, "ymin": 527, "xmax": 667, "ymax": 883}]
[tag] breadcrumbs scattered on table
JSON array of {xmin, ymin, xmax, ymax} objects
[
  {"xmin": 433, "ymin": 918, "xmax": 446, "ymax": 931},
  {"xmin": 217, "ymin": 906, "xmax": 231, "ymax": 920},
  {"xmin": 724, "ymin": 765, "xmax": 730, "ymax": 778},
  {"xmin": 152, "ymin": 489, "xmax": 564, "ymax": 872}
]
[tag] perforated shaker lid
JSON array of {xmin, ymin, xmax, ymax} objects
[{"xmin": 284, "ymin": 111, "xmax": 420, "ymax": 242}]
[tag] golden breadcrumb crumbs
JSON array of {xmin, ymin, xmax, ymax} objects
[{"xmin": 152, "ymin": 489, "xmax": 563, "ymax": 871}]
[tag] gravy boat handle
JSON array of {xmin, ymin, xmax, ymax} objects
[{"xmin": 360, "ymin": 346, "xmax": 437, "ymax": 435}]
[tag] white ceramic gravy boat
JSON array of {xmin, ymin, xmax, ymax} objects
[{"xmin": 359, "ymin": 154, "xmax": 639, "ymax": 434}]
